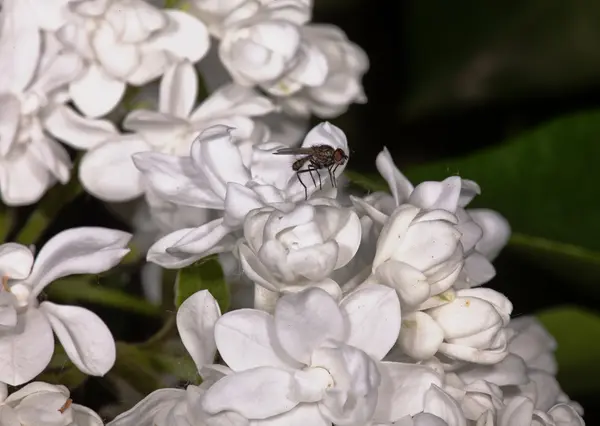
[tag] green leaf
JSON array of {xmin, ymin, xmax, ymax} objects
[
  {"xmin": 175, "ymin": 256, "xmax": 230, "ymax": 312},
  {"xmin": 112, "ymin": 342, "xmax": 163, "ymax": 395},
  {"xmin": 347, "ymin": 111, "xmax": 600, "ymax": 291},
  {"xmin": 537, "ymin": 306, "xmax": 600, "ymax": 394},
  {"xmin": 46, "ymin": 277, "xmax": 162, "ymax": 317},
  {"xmin": 149, "ymin": 352, "xmax": 200, "ymax": 383},
  {"xmin": 403, "ymin": 0, "xmax": 600, "ymax": 118}
]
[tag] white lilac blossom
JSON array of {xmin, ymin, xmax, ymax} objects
[
  {"xmin": 0, "ymin": 227, "xmax": 130, "ymax": 385},
  {"xmin": 0, "ymin": 3, "xmax": 85, "ymax": 206},
  {"xmin": 136, "ymin": 121, "xmax": 349, "ymax": 268},
  {"xmin": 75, "ymin": 59, "xmax": 275, "ymax": 202},
  {"xmin": 0, "ymin": 381, "xmax": 104, "ymax": 425},
  {"xmin": 278, "ymin": 24, "xmax": 369, "ymax": 118},
  {"xmin": 238, "ymin": 197, "xmax": 361, "ymax": 308},
  {"xmin": 352, "ymin": 147, "xmax": 511, "ymax": 290},
  {"xmin": 49, "ymin": 0, "xmax": 210, "ymax": 118}
]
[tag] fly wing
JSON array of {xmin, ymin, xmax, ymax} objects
[{"xmin": 272, "ymin": 147, "xmax": 314, "ymax": 155}]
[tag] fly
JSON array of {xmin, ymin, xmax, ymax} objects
[{"xmin": 273, "ymin": 145, "xmax": 348, "ymax": 200}]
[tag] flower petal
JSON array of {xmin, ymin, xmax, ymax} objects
[
  {"xmin": 215, "ymin": 309, "xmax": 296, "ymax": 372},
  {"xmin": 0, "ymin": 243, "xmax": 34, "ymax": 279},
  {"xmin": 468, "ymin": 209, "xmax": 511, "ymax": 260},
  {"xmin": 251, "ymin": 404, "xmax": 329, "ymax": 426},
  {"xmin": 0, "ymin": 0, "xmax": 40, "ymax": 93},
  {"xmin": 160, "ymin": 60, "xmax": 198, "ymax": 118},
  {"xmin": 498, "ymin": 396, "xmax": 534, "ymax": 426},
  {"xmin": 14, "ymin": 389, "xmax": 75, "ymax": 425},
  {"xmin": 423, "ymin": 385, "xmax": 467, "ymax": 426},
  {"xmin": 340, "ymin": 284, "xmax": 401, "ymax": 361},
  {"xmin": 376, "ymin": 147, "xmax": 414, "ymax": 206},
  {"xmin": 69, "ymin": 65, "xmax": 126, "ymax": 118},
  {"xmin": 0, "ymin": 308, "xmax": 54, "ymax": 386},
  {"xmin": 42, "ymin": 105, "xmax": 118, "ymax": 150},
  {"xmin": 409, "ymin": 177, "xmax": 462, "ymax": 213},
  {"xmin": 398, "ymin": 312, "xmax": 445, "ymax": 360},
  {"xmin": 71, "ymin": 404, "xmax": 104, "ymax": 426},
  {"xmin": 274, "ymin": 288, "xmax": 346, "ymax": 364},
  {"xmin": 375, "ymin": 362, "xmax": 443, "ymax": 422},
  {"xmin": 223, "ymin": 183, "xmax": 265, "ymax": 227},
  {"xmin": 147, "ymin": 228, "xmax": 204, "ymax": 269},
  {"xmin": 191, "ymin": 83, "xmax": 276, "ymax": 120},
  {"xmin": 132, "ymin": 151, "xmax": 223, "ymax": 209},
  {"xmin": 149, "ymin": 10, "xmax": 210, "ymax": 63},
  {"xmin": 456, "ymin": 354, "xmax": 529, "ymax": 387},
  {"xmin": 40, "ymin": 302, "xmax": 115, "ymax": 376},
  {"xmin": 176, "ymin": 290, "xmax": 221, "ymax": 371},
  {"xmin": 28, "ymin": 136, "xmax": 72, "ymax": 184},
  {"xmin": 0, "ymin": 150, "xmax": 51, "ymax": 206},
  {"xmin": 375, "ymin": 260, "xmax": 431, "ymax": 307},
  {"xmin": 26, "ymin": 227, "xmax": 131, "ymax": 296},
  {"xmin": 238, "ymin": 243, "xmax": 280, "ymax": 291},
  {"xmin": 548, "ymin": 403, "xmax": 585, "ymax": 426},
  {"xmin": 202, "ymin": 367, "xmax": 298, "ymax": 419},
  {"xmin": 123, "ymin": 110, "xmax": 188, "ymax": 149},
  {"xmin": 79, "ymin": 136, "xmax": 149, "ymax": 202},
  {"xmin": 168, "ymin": 218, "xmax": 234, "ymax": 255},
  {"xmin": 0, "ymin": 94, "xmax": 20, "ymax": 157},
  {"xmin": 107, "ymin": 388, "xmax": 186, "ymax": 426}
]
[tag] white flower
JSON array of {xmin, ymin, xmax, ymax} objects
[
  {"xmin": 201, "ymin": 286, "xmax": 411, "ymax": 425},
  {"xmin": 353, "ymin": 148, "xmax": 511, "ymax": 289},
  {"xmin": 218, "ymin": 2, "xmax": 320, "ymax": 89},
  {"xmin": 277, "ymin": 24, "xmax": 369, "ymax": 118},
  {"xmin": 0, "ymin": 381, "xmax": 104, "ymax": 426},
  {"xmin": 397, "ymin": 288, "xmax": 513, "ymax": 364},
  {"xmin": 499, "ymin": 397, "xmax": 584, "ymax": 426},
  {"xmin": 238, "ymin": 197, "xmax": 361, "ymax": 299},
  {"xmin": 443, "ymin": 373, "xmax": 504, "ymax": 421},
  {"xmin": 0, "ymin": 227, "xmax": 131, "ymax": 385},
  {"xmin": 371, "ymin": 204, "xmax": 464, "ymax": 308},
  {"xmin": 136, "ymin": 122, "xmax": 349, "ymax": 268},
  {"xmin": 53, "ymin": 0, "xmax": 210, "ymax": 117},
  {"xmin": 0, "ymin": 3, "xmax": 85, "ymax": 206},
  {"xmin": 77, "ymin": 59, "xmax": 275, "ymax": 202}
]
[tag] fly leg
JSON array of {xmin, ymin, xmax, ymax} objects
[{"xmin": 297, "ymin": 166, "xmax": 319, "ymax": 200}]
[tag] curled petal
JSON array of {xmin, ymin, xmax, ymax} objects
[
  {"xmin": 160, "ymin": 60, "xmax": 198, "ymax": 118},
  {"xmin": 40, "ymin": 302, "xmax": 115, "ymax": 376},
  {"xmin": 26, "ymin": 227, "xmax": 132, "ymax": 296},
  {"xmin": 468, "ymin": 209, "xmax": 511, "ymax": 260},
  {"xmin": 423, "ymin": 385, "xmax": 467, "ymax": 426},
  {"xmin": 398, "ymin": 312, "xmax": 445, "ymax": 360},
  {"xmin": 409, "ymin": 177, "xmax": 462, "ymax": 213},
  {"xmin": 202, "ymin": 367, "xmax": 298, "ymax": 419},
  {"xmin": 149, "ymin": 10, "xmax": 210, "ymax": 64},
  {"xmin": 107, "ymin": 388, "xmax": 186, "ymax": 426},
  {"xmin": 0, "ymin": 243, "xmax": 34, "ymax": 279},
  {"xmin": 147, "ymin": 228, "xmax": 204, "ymax": 269},
  {"xmin": 375, "ymin": 260, "xmax": 430, "ymax": 307},
  {"xmin": 168, "ymin": 218, "xmax": 234, "ymax": 255},
  {"xmin": 376, "ymin": 147, "xmax": 414, "ymax": 206}
]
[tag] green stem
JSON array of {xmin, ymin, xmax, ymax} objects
[
  {"xmin": 16, "ymin": 156, "xmax": 84, "ymax": 245},
  {"xmin": 139, "ymin": 314, "xmax": 176, "ymax": 349},
  {"xmin": 0, "ymin": 209, "xmax": 15, "ymax": 243}
]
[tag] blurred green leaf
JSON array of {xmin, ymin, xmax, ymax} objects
[
  {"xmin": 0, "ymin": 209, "xmax": 14, "ymax": 243},
  {"xmin": 404, "ymin": 0, "xmax": 600, "ymax": 118},
  {"xmin": 537, "ymin": 306, "xmax": 600, "ymax": 394},
  {"xmin": 345, "ymin": 110, "xmax": 600, "ymax": 290},
  {"xmin": 149, "ymin": 352, "xmax": 200, "ymax": 383},
  {"xmin": 47, "ymin": 277, "xmax": 162, "ymax": 317},
  {"xmin": 175, "ymin": 256, "xmax": 230, "ymax": 312},
  {"xmin": 113, "ymin": 342, "xmax": 163, "ymax": 395},
  {"xmin": 38, "ymin": 345, "xmax": 87, "ymax": 389}
]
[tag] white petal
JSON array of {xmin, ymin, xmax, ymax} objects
[
  {"xmin": 498, "ymin": 397, "xmax": 534, "ymax": 426},
  {"xmin": 168, "ymin": 218, "xmax": 233, "ymax": 254},
  {"xmin": 375, "ymin": 260, "xmax": 431, "ymax": 307},
  {"xmin": 132, "ymin": 151, "xmax": 223, "ymax": 209},
  {"xmin": 176, "ymin": 290, "xmax": 221, "ymax": 371},
  {"xmin": 191, "ymin": 83, "xmax": 275, "ymax": 120},
  {"xmin": 30, "ymin": 49, "xmax": 84, "ymax": 95},
  {"xmin": 4, "ymin": 381, "xmax": 68, "ymax": 403},
  {"xmin": 43, "ymin": 105, "xmax": 118, "ymax": 150},
  {"xmin": 456, "ymin": 353, "xmax": 528, "ymax": 386},
  {"xmin": 147, "ymin": 228, "xmax": 205, "ymax": 269},
  {"xmin": 149, "ymin": 10, "xmax": 210, "ymax": 63},
  {"xmin": 28, "ymin": 136, "xmax": 72, "ymax": 184},
  {"xmin": 428, "ymin": 295, "xmax": 502, "ymax": 339},
  {"xmin": 274, "ymin": 288, "xmax": 346, "ymax": 364},
  {"xmin": 0, "ymin": 308, "xmax": 54, "ymax": 386},
  {"xmin": 160, "ymin": 60, "xmax": 198, "ymax": 118},
  {"xmin": 123, "ymin": 110, "xmax": 188, "ymax": 149},
  {"xmin": 0, "ymin": 94, "xmax": 20, "ymax": 157},
  {"xmin": 215, "ymin": 310, "xmax": 295, "ymax": 372},
  {"xmin": 0, "ymin": 0, "xmax": 40, "ymax": 93},
  {"xmin": 202, "ymin": 367, "xmax": 298, "ymax": 419},
  {"xmin": 398, "ymin": 312, "xmax": 445, "ymax": 361},
  {"xmin": 79, "ymin": 136, "xmax": 149, "ymax": 202},
  {"xmin": 250, "ymin": 404, "xmax": 329, "ymax": 426},
  {"xmin": 409, "ymin": 177, "xmax": 462, "ymax": 213},
  {"xmin": 0, "ymin": 151, "xmax": 51, "ymax": 206},
  {"xmin": 26, "ymin": 227, "xmax": 132, "ymax": 296},
  {"xmin": 375, "ymin": 362, "xmax": 443, "ymax": 421},
  {"xmin": 0, "ymin": 243, "xmax": 34, "ymax": 279},
  {"xmin": 548, "ymin": 404, "xmax": 585, "ymax": 426},
  {"xmin": 223, "ymin": 183, "xmax": 265, "ymax": 227},
  {"xmin": 238, "ymin": 244, "xmax": 280, "ymax": 291},
  {"xmin": 462, "ymin": 253, "xmax": 496, "ymax": 287},
  {"xmin": 329, "ymin": 208, "xmax": 362, "ymax": 269},
  {"xmin": 71, "ymin": 404, "xmax": 104, "ymax": 426},
  {"xmin": 468, "ymin": 209, "xmax": 511, "ymax": 260},
  {"xmin": 92, "ymin": 22, "xmax": 140, "ymax": 80},
  {"xmin": 107, "ymin": 388, "xmax": 186, "ymax": 426},
  {"xmin": 14, "ymin": 390, "xmax": 74, "ymax": 425},
  {"xmin": 340, "ymin": 284, "xmax": 401, "ymax": 360},
  {"xmin": 376, "ymin": 147, "xmax": 414, "ymax": 206},
  {"xmin": 0, "ymin": 405, "xmax": 19, "ymax": 426},
  {"xmin": 70, "ymin": 65, "xmax": 126, "ymax": 118},
  {"xmin": 40, "ymin": 302, "xmax": 115, "ymax": 376},
  {"xmin": 423, "ymin": 385, "xmax": 467, "ymax": 426},
  {"xmin": 373, "ymin": 205, "xmax": 421, "ymax": 269}
]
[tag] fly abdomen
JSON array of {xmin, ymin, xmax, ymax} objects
[{"xmin": 292, "ymin": 156, "xmax": 310, "ymax": 171}]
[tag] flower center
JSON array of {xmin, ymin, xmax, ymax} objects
[{"xmin": 2, "ymin": 276, "xmax": 32, "ymax": 310}]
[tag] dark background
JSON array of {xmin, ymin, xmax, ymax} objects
[{"xmin": 13, "ymin": 0, "xmax": 599, "ymax": 423}]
